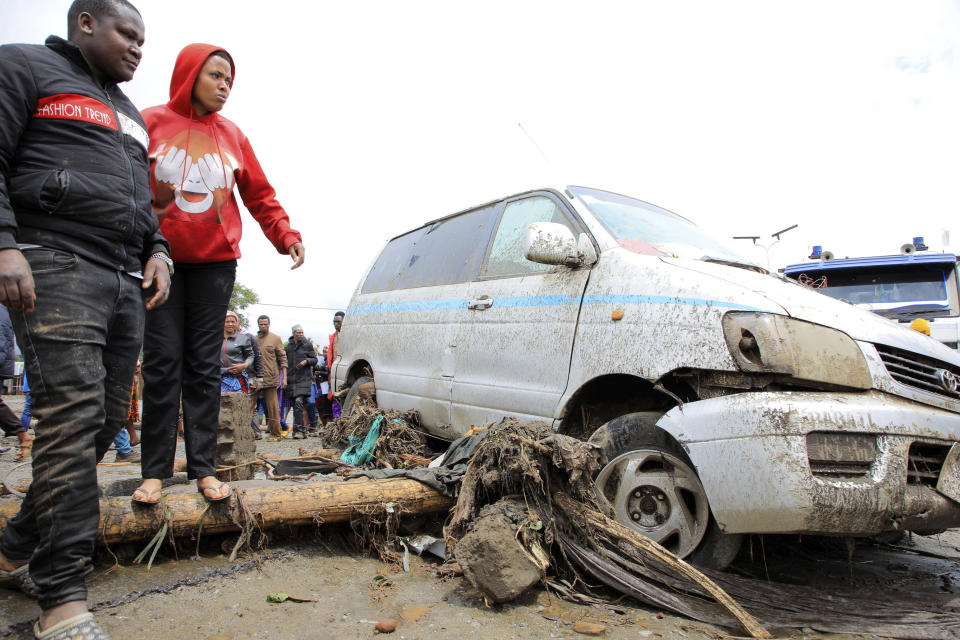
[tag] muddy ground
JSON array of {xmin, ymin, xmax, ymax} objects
[{"xmin": 3, "ymin": 397, "xmax": 960, "ymax": 639}]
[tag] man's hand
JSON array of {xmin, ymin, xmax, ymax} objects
[
  {"xmin": 143, "ymin": 256, "xmax": 171, "ymax": 310},
  {"xmin": 250, "ymin": 379, "xmax": 261, "ymax": 391},
  {"xmin": 296, "ymin": 359, "xmax": 307, "ymax": 369},
  {"xmin": 287, "ymin": 242, "xmax": 305, "ymax": 270},
  {"xmin": 227, "ymin": 363, "xmax": 246, "ymax": 374},
  {"xmin": 0, "ymin": 250, "xmax": 35, "ymax": 312}
]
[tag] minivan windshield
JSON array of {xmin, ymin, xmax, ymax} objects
[
  {"xmin": 788, "ymin": 264, "xmax": 954, "ymax": 318},
  {"xmin": 569, "ymin": 186, "xmax": 754, "ymax": 265}
]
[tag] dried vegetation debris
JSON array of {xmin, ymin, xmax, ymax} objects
[
  {"xmin": 319, "ymin": 403, "xmax": 433, "ymax": 469},
  {"xmin": 445, "ymin": 418, "xmax": 608, "ymax": 540},
  {"xmin": 441, "ymin": 418, "xmax": 960, "ymax": 640}
]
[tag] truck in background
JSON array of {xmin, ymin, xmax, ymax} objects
[{"xmin": 782, "ymin": 238, "xmax": 960, "ymax": 350}]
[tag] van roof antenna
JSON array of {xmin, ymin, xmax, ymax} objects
[{"xmin": 518, "ymin": 122, "xmax": 551, "ymax": 166}]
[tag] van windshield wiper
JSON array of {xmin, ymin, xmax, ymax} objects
[
  {"xmin": 873, "ymin": 303, "xmax": 952, "ymax": 320},
  {"xmin": 699, "ymin": 256, "xmax": 768, "ymax": 275}
]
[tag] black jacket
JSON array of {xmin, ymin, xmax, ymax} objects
[
  {"xmin": 285, "ymin": 338, "xmax": 317, "ymax": 396},
  {"xmin": 0, "ymin": 36, "xmax": 168, "ymax": 272},
  {"xmin": 0, "ymin": 306, "xmax": 14, "ymax": 379}
]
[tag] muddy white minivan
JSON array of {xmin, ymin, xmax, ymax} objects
[{"xmin": 334, "ymin": 185, "xmax": 960, "ymax": 567}]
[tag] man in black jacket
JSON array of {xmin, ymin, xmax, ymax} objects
[
  {"xmin": 285, "ymin": 325, "xmax": 317, "ymax": 439},
  {"xmin": 0, "ymin": 0, "xmax": 171, "ymax": 635}
]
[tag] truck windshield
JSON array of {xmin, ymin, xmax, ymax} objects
[
  {"xmin": 569, "ymin": 186, "xmax": 752, "ymax": 265},
  {"xmin": 794, "ymin": 265, "xmax": 952, "ymax": 316}
]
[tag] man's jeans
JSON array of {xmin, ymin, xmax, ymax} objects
[
  {"xmin": 292, "ymin": 395, "xmax": 309, "ymax": 434},
  {"xmin": 0, "ymin": 249, "xmax": 142, "ymax": 609}
]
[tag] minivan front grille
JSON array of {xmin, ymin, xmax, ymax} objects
[
  {"xmin": 907, "ymin": 442, "xmax": 950, "ymax": 486},
  {"xmin": 875, "ymin": 344, "xmax": 960, "ymax": 400}
]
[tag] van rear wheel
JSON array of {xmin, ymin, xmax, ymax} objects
[
  {"xmin": 342, "ymin": 376, "xmax": 376, "ymax": 416},
  {"xmin": 588, "ymin": 413, "xmax": 743, "ymax": 570}
]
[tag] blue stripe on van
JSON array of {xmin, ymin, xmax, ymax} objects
[
  {"xmin": 348, "ymin": 299, "xmax": 468, "ymax": 315},
  {"xmin": 492, "ymin": 295, "xmax": 582, "ymax": 308},
  {"xmin": 582, "ymin": 294, "xmax": 763, "ymax": 312},
  {"xmin": 347, "ymin": 294, "xmax": 764, "ymax": 315}
]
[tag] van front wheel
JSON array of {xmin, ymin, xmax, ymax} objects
[
  {"xmin": 342, "ymin": 376, "xmax": 376, "ymax": 416},
  {"xmin": 589, "ymin": 414, "xmax": 743, "ymax": 570}
]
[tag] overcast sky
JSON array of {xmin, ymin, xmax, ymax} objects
[{"xmin": 3, "ymin": 1, "xmax": 960, "ymax": 341}]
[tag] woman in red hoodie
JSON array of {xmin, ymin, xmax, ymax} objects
[{"xmin": 133, "ymin": 44, "xmax": 304, "ymax": 504}]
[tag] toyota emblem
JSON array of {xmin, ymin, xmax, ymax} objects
[{"xmin": 938, "ymin": 369, "xmax": 960, "ymax": 394}]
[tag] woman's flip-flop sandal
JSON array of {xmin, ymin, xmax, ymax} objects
[
  {"xmin": 34, "ymin": 612, "xmax": 111, "ymax": 639},
  {"xmin": 131, "ymin": 486, "xmax": 162, "ymax": 505},
  {"xmin": 0, "ymin": 563, "xmax": 39, "ymax": 598},
  {"xmin": 198, "ymin": 481, "xmax": 232, "ymax": 502}
]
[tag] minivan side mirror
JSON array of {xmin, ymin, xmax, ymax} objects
[{"xmin": 524, "ymin": 222, "xmax": 598, "ymax": 267}]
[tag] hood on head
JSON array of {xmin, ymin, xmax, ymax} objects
[{"xmin": 167, "ymin": 43, "xmax": 235, "ymax": 118}]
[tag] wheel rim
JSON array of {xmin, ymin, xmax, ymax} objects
[{"xmin": 595, "ymin": 449, "xmax": 710, "ymax": 559}]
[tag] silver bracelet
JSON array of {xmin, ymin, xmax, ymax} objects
[{"xmin": 150, "ymin": 252, "xmax": 174, "ymax": 274}]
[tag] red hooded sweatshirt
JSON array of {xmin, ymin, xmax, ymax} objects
[{"xmin": 141, "ymin": 43, "xmax": 301, "ymax": 264}]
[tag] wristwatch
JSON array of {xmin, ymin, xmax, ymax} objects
[{"xmin": 150, "ymin": 252, "xmax": 174, "ymax": 275}]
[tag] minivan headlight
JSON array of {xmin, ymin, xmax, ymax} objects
[{"xmin": 721, "ymin": 312, "xmax": 872, "ymax": 390}]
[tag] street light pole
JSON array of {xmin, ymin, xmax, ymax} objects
[{"xmin": 733, "ymin": 224, "xmax": 798, "ymax": 268}]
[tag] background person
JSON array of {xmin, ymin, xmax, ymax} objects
[
  {"xmin": 314, "ymin": 350, "xmax": 332, "ymax": 427},
  {"xmin": 0, "ymin": 306, "xmax": 32, "ymax": 457},
  {"xmin": 220, "ymin": 311, "xmax": 261, "ymax": 441},
  {"xmin": 255, "ymin": 315, "xmax": 287, "ymax": 437},
  {"xmin": 0, "ymin": 0, "xmax": 171, "ymax": 634},
  {"xmin": 17, "ymin": 374, "xmax": 33, "ymax": 460},
  {"xmin": 111, "ymin": 360, "xmax": 142, "ymax": 462},
  {"xmin": 285, "ymin": 325, "xmax": 316, "ymax": 439},
  {"xmin": 135, "ymin": 43, "xmax": 304, "ymax": 505},
  {"xmin": 327, "ymin": 311, "xmax": 345, "ymax": 416}
]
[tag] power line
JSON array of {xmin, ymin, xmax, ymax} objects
[{"xmin": 252, "ymin": 302, "xmax": 347, "ymax": 311}]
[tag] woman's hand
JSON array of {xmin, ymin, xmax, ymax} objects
[{"xmin": 287, "ymin": 242, "xmax": 305, "ymax": 270}]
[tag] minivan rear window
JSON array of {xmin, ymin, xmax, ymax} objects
[{"xmin": 361, "ymin": 205, "xmax": 498, "ymax": 294}]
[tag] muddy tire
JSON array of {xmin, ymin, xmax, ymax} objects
[
  {"xmin": 588, "ymin": 412, "xmax": 743, "ymax": 570},
  {"xmin": 342, "ymin": 376, "xmax": 376, "ymax": 416}
]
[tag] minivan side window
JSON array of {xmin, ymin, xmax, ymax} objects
[
  {"xmin": 482, "ymin": 196, "xmax": 576, "ymax": 279},
  {"xmin": 361, "ymin": 204, "xmax": 498, "ymax": 294}
]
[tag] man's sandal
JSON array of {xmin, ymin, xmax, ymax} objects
[
  {"xmin": 131, "ymin": 486, "xmax": 162, "ymax": 505},
  {"xmin": 0, "ymin": 563, "xmax": 39, "ymax": 598},
  {"xmin": 197, "ymin": 481, "xmax": 232, "ymax": 502},
  {"xmin": 34, "ymin": 612, "xmax": 111, "ymax": 639}
]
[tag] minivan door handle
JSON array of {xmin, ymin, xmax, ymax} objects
[{"xmin": 467, "ymin": 296, "xmax": 494, "ymax": 310}]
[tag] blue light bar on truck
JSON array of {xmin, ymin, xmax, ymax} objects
[{"xmin": 783, "ymin": 253, "xmax": 957, "ymax": 275}]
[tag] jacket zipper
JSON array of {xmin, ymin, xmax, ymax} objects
[{"xmin": 102, "ymin": 90, "xmax": 138, "ymax": 261}]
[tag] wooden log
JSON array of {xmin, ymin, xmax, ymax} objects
[
  {"xmin": 296, "ymin": 448, "xmax": 342, "ymax": 458},
  {"xmin": 0, "ymin": 478, "xmax": 453, "ymax": 545},
  {"xmin": 553, "ymin": 492, "xmax": 771, "ymax": 640}
]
